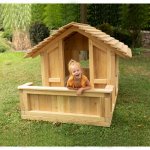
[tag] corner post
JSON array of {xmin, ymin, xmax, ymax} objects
[
  {"xmin": 89, "ymin": 39, "xmax": 94, "ymax": 88},
  {"xmin": 104, "ymin": 93, "xmax": 112, "ymax": 126}
]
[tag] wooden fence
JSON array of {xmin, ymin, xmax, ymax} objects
[{"xmin": 18, "ymin": 83, "xmax": 115, "ymax": 127}]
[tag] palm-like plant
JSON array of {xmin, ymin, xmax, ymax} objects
[{"xmin": 2, "ymin": 4, "xmax": 31, "ymax": 50}]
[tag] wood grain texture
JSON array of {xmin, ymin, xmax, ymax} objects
[{"xmin": 18, "ymin": 83, "xmax": 114, "ymax": 127}]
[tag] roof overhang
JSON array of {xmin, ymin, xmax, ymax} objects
[{"xmin": 25, "ymin": 22, "xmax": 132, "ymax": 58}]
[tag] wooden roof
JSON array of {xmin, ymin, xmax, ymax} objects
[{"xmin": 25, "ymin": 22, "xmax": 132, "ymax": 58}]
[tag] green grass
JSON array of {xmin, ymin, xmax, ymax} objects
[{"xmin": 0, "ymin": 51, "xmax": 150, "ymax": 146}]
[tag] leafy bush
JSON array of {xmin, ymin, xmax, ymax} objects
[
  {"xmin": 132, "ymin": 48, "xmax": 141, "ymax": 55},
  {"xmin": 96, "ymin": 23, "xmax": 132, "ymax": 47},
  {"xmin": 113, "ymin": 28, "xmax": 132, "ymax": 47},
  {"xmin": 29, "ymin": 22, "xmax": 50, "ymax": 46},
  {"xmin": 0, "ymin": 45, "xmax": 8, "ymax": 53},
  {"xmin": 131, "ymin": 31, "xmax": 142, "ymax": 48},
  {"xmin": 2, "ymin": 29, "xmax": 13, "ymax": 41},
  {"xmin": 96, "ymin": 23, "xmax": 114, "ymax": 36}
]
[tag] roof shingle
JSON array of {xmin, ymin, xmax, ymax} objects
[{"xmin": 25, "ymin": 22, "xmax": 132, "ymax": 58}]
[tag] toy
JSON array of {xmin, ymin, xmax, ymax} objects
[{"xmin": 18, "ymin": 22, "xmax": 132, "ymax": 127}]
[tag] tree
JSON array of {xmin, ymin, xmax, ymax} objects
[
  {"xmin": 2, "ymin": 4, "xmax": 31, "ymax": 50},
  {"xmin": 43, "ymin": 4, "xmax": 80, "ymax": 29},
  {"xmin": 87, "ymin": 4, "xmax": 121, "ymax": 27},
  {"xmin": 61, "ymin": 4, "xmax": 80, "ymax": 25},
  {"xmin": 43, "ymin": 4, "xmax": 63, "ymax": 29},
  {"xmin": 0, "ymin": 4, "xmax": 4, "ymax": 30},
  {"xmin": 80, "ymin": 4, "xmax": 87, "ymax": 23},
  {"xmin": 120, "ymin": 4, "xmax": 149, "ymax": 47},
  {"xmin": 31, "ymin": 4, "xmax": 46, "ymax": 24},
  {"xmin": 144, "ymin": 5, "xmax": 150, "ymax": 30}
]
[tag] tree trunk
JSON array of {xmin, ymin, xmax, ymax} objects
[
  {"xmin": 131, "ymin": 30, "xmax": 141, "ymax": 48},
  {"xmin": 80, "ymin": 4, "xmax": 87, "ymax": 23},
  {"xmin": 12, "ymin": 30, "xmax": 31, "ymax": 51}
]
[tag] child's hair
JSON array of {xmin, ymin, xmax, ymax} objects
[{"xmin": 68, "ymin": 59, "xmax": 81, "ymax": 74}]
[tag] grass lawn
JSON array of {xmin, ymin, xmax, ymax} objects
[{"xmin": 0, "ymin": 50, "xmax": 150, "ymax": 146}]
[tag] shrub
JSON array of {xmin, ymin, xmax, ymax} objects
[
  {"xmin": 96, "ymin": 23, "xmax": 132, "ymax": 47},
  {"xmin": 130, "ymin": 31, "xmax": 142, "ymax": 48},
  {"xmin": 132, "ymin": 48, "xmax": 141, "ymax": 55},
  {"xmin": 29, "ymin": 22, "xmax": 50, "ymax": 46},
  {"xmin": 2, "ymin": 29, "xmax": 13, "ymax": 41},
  {"xmin": 96, "ymin": 23, "xmax": 114, "ymax": 36},
  {"xmin": 0, "ymin": 45, "xmax": 8, "ymax": 53},
  {"xmin": 113, "ymin": 28, "xmax": 132, "ymax": 47}
]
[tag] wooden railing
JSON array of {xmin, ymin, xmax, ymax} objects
[{"xmin": 18, "ymin": 83, "xmax": 114, "ymax": 127}]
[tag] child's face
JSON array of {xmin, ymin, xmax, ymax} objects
[{"xmin": 71, "ymin": 65, "xmax": 82, "ymax": 80}]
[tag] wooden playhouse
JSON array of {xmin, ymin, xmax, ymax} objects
[{"xmin": 18, "ymin": 22, "xmax": 132, "ymax": 127}]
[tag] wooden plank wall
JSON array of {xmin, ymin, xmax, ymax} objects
[
  {"xmin": 40, "ymin": 32, "xmax": 118, "ymax": 114},
  {"xmin": 41, "ymin": 40, "xmax": 65, "ymax": 87},
  {"xmin": 88, "ymin": 41, "xmax": 117, "ymax": 112},
  {"xmin": 18, "ymin": 84, "xmax": 114, "ymax": 127},
  {"xmin": 90, "ymin": 41, "xmax": 107, "ymax": 88},
  {"xmin": 28, "ymin": 94, "xmax": 104, "ymax": 116},
  {"xmin": 93, "ymin": 46, "xmax": 107, "ymax": 89}
]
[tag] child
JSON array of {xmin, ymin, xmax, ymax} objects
[{"xmin": 67, "ymin": 59, "xmax": 91, "ymax": 95}]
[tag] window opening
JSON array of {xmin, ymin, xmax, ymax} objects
[{"xmin": 79, "ymin": 50, "xmax": 89, "ymax": 68}]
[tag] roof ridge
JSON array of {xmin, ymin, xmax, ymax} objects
[{"xmin": 71, "ymin": 22, "xmax": 90, "ymax": 26}]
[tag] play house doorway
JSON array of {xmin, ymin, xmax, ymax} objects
[{"xmin": 63, "ymin": 32, "xmax": 89, "ymax": 79}]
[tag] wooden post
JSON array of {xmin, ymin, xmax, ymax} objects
[
  {"xmin": 41, "ymin": 52, "xmax": 49, "ymax": 86},
  {"xmin": 59, "ymin": 40, "xmax": 65, "ymax": 86},
  {"xmin": 22, "ymin": 91, "xmax": 30, "ymax": 112},
  {"xmin": 115, "ymin": 55, "xmax": 119, "ymax": 96},
  {"xmin": 107, "ymin": 50, "xmax": 111, "ymax": 84},
  {"xmin": 19, "ymin": 89, "xmax": 25, "ymax": 115},
  {"xmin": 104, "ymin": 93, "xmax": 112, "ymax": 125},
  {"xmin": 89, "ymin": 39, "xmax": 94, "ymax": 87}
]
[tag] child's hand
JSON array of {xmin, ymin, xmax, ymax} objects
[{"xmin": 77, "ymin": 88, "xmax": 83, "ymax": 95}]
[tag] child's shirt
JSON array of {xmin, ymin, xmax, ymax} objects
[{"xmin": 67, "ymin": 74, "xmax": 89, "ymax": 88}]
